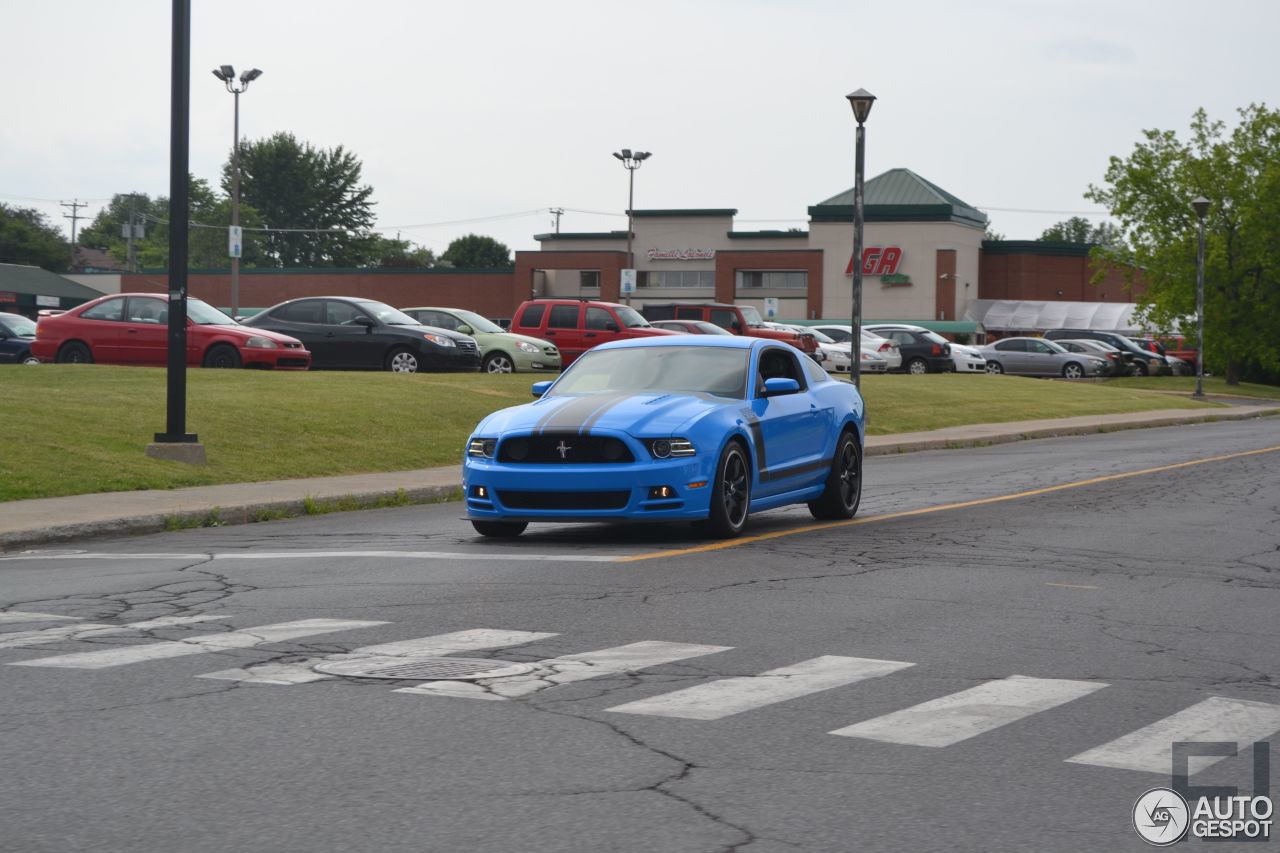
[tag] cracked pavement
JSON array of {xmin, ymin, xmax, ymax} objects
[{"xmin": 1, "ymin": 417, "xmax": 1279, "ymax": 852}]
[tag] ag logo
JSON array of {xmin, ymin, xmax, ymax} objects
[{"xmin": 1133, "ymin": 787, "xmax": 1190, "ymax": 846}]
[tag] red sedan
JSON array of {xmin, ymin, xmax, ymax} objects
[{"xmin": 32, "ymin": 293, "xmax": 311, "ymax": 369}]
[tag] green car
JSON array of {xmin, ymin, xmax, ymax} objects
[{"xmin": 401, "ymin": 307, "xmax": 561, "ymax": 374}]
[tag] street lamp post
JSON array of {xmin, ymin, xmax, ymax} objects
[
  {"xmin": 846, "ymin": 88, "xmax": 876, "ymax": 392},
  {"xmin": 612, "ymin": 149, "xmax": 651, "ymax": 304},
  {"xmin": 212, "ymin": 65, "xmax": 262, "ymax": 319},
  {"xmin": 1191, "ymin": 196, "xmax": 1210, "ymax": 400}
]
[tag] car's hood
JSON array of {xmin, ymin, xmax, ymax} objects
[
  {"xmin": 479, "ymin": 331, "xmax": 556, "ymax": 350},
  {"xmin": 478, "ymin": 391, "xmax": 729, "ymax": 438},
  {"xmin": 212, "ymin": 325, "xmax": 304, "ymax": 346}
]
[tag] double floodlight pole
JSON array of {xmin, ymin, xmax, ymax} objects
[
  {"xmin": 612, "ymin": 149, "xmax": 651, "ymax": 304},
  {"xmin": 212, "ymin": 64, "xmax": 262, "ymax": 319},
  {"xmin": 846, "ymin": 88, "xmax": 876, "ymax": 392}
]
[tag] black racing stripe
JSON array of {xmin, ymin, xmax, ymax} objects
[
  {"xmin": 744, "ymin": 420, "xmax": 766, "ymax": 475},
  {"xmin": 760, "ymin": 457, "xmax": 834, "ymax": 484},
  {"xmin": 579, "ymin": 394, "xmax": 634, "ymax": 435},
  {"xmin": 532, "ymin": 397, "xmax": 575, "ymax": 433},
  {"xmin": 539, "ymin": 395, "xmax": 621, "ymax": 434}
]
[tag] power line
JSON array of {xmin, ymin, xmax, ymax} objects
[{"xmin": 60, "ymin": 200, "xmax": 90, "ymax": 245}]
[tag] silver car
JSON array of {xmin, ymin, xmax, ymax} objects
[{"xmin": 978, "ymin": 337, "xmax": 1109, "ymax": 379}]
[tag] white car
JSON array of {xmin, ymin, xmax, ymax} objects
[
  {"xmin": 775, "ymin": 324, "xmax": 887, "ymax": 375},
  {"xmin": 811, "ymin": 324, "xmax": 903, "ymax": 371},
  {"xmin": 863, "ymin": 322, "xmax": 984, "ymax": 373}
]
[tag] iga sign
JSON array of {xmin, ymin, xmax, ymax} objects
[
  {"xmin": 647, "ymin": 248, "xmax": 716, "ymax": 261},
  {"xmin": 844, "ymin": 246, "xmax": 903, "ymax": 276}
]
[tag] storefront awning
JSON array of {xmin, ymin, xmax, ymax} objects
[{"xmin": 964, "ymin": 299, "xmax": 1141, "ymax": 333}]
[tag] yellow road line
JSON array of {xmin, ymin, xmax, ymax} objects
[{"xmin": 618, "ymin": 444, "xmax": 1280, "ymax": 563}]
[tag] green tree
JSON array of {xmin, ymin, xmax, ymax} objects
[
  {"xmin": 369, "ymin": 236, "xmax": 438, "ymax": 268},
  {"xmin": 440, "ymin": 233, "xmax": 513, "ymax": 269},
  {"xmin": 1039, "ymin": 216, "xmax": 1125, "ymax": 247},
  {"xmin": 227, "ymin": 132, "xmax": 378, "ymax": 267},
  {"xmin": 983, "ymin": 225, "xmax": 1004, "ymax": 242},
  {"xmin": 1087, "ymin": 104, "xmax": 1280, "ymax": 385},
  {"xmin": 0, "ymin": 204, "xmax": 71, "ymax": 271}
]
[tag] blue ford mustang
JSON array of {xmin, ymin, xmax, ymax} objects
[{"xmin": 463, "ymin": 336, "xmax": 865, "ymax": 538}]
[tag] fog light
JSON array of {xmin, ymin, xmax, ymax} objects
[
  {"xmin": 648, "ymin": 485, "xmax": 676, "ymax": 500},
  {"xmin": 472, "ymin": 485, "xmax": 489, "ymax": 499}
]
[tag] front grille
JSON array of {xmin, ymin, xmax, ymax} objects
[
  {"xmin": 498, "ymin": 432, "xmax": 634, "ymax": 464},
  {"xmin": 498, "ymin": 490, "xmax": 630, "ymax": 510},
  {"xmin": 457, "ymin": 340, "xmax": 478, "ymax": 353}
]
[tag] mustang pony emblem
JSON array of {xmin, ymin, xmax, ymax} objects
[{"xmin": 555, "ymin": 440, "xmax": 572, "ymax": 459}]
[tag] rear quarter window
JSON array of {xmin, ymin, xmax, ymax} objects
[
  {"xmin": 517, "ymin": 303, "xmax": 546, "ymax": 329},
  {"xmin": 547, "ymin": 304, "xmax": 580, "ymax": 329}
]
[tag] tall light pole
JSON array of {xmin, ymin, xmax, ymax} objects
[
  {"xmin": 846, "ymin": 88, "xmax": 876, "ymax": 392},
  {"xmin": 1191, "ymin": 196, "xmax": 1210, "ymax": 399},
  {"xmin": 612, "ymin": 149, "xmax": 651, "ymax": 304},
  {"xmin": 212, "ymin": 64, "xmax": 262, "ymax": 319}
]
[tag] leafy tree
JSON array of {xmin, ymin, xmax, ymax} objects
[
  {"xmin": 1039, "ymin": 216, "xmax": 1125, "ymax": 247},
  {"xmin": 1087, "ymin": 104, "xmax": 1280, "ymax": 385},
  {"xmin": 983, "ymin": 225, "xmax": 1005, "ymax": 242},
  {"xmin": 227, "ymin": 132, "xmax": 378, "ymax": 267},
  {"xmin": 440, "ymin": 234, "xmax": 513, "ymax": 269},
  {"xmin": 370, "ymin": 236, "xmax": 438, "ymax": 268},
  {"xmin": 0, "ymin": 204, "xmax": 71, "ymax": 271}
]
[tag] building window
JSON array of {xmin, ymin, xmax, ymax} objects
[
  {"xmin": 579, "ymin": 271, "xmax": 599, "ymax": 290},
  {"xmin": 638, "ymin": 270, "xmax": 714, "ymax": 288},
  {"xmin": 736, "ymin": 270, "xmax": 807, "ymax": 290}
]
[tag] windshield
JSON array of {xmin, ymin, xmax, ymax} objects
[
  {"xmin": 549, "ymin": 345, "xmax": 749, "ymax": 399},
  {"xmin": 695, "ymin": 322, "xmax": 733, "ymax": 336},
  {"xmin": 614, "ymin": 306, "xmax": 651, "ymax": 328},
  {"xmin": 808, "ymin": 328, "xmax": 836, "ymax": 344},
  {"xmin": 188, "ymin": 299, "xmax": 237, "ymax": 325},
  {"xmin": 739, "ymin": 306, "xmax": 764, "ymax": 327},
  {"xmin": 357, "ymin": 300, "xmax": 423, "ymax": 327},
  {"xmin": 921, "ymin": 330, "xmax": 950, "ymax": 345},
  {"xmin": 1039, "ymin": 339, "xmax": 1068, "ymax": 353},
  {"xmin": 453, "ymin": 310, "xmax": 504, "ymax": 334},
  {"xmin": 5, "ymin": 315, "xmax": 36, "ymax": 335}
]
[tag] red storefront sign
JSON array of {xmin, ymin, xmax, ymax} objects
[{"xmin": 844, "ymin": 246, "xmax": 903, "ymax": 276}]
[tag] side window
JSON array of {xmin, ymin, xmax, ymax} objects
[
  {"xmin": 994, "ymin": 340, "xmax": 1025, "ymax": 352},
  {"xmin": 709, "ymin": 308, "xmax": 737, "ymax": 329},
  {"xmin": 125, "ymin": 297, "xmax": 166, "ymax": 323},
  {"xmin": 822, "ymin": 327, "xmax": 851, "ymax": 343},
  {"xmin": 326, "ymin": 301, "xmax": 368, "ymax": 325},
  {"xmin": 585, "ymin": 307, "xmax": 613, "ymax": 330},
  {"xmin": 81, "ymin": 298, "xmax": 125, "ymax": 321},
  {"xmin": 756, "ymin": 347, "xmax": 806, "ymax": 394},
  {"xmin": 675, "ymin": 306, "xmax": 703, "ymax": 320},
  {"xmin": 547, "ymin": 304, "xmax": 580, "ymax": 329},
  {"xmin": 889, "ymin": 331, "xmax": 914, "ymax": 346},
  {"xmin": 1028, "ymin": 340, "xmax": 1052, "ymax": 354},
  {"xmin": 802, "ymin": 353, "xmax": 828, "ymax": 385},
  {"xmin": 517, "ymin": 303, "xmax": 546, "ymax": 329},
  {"xmin": 644, "ymin": 305, "xmax": 674, "ymax": 321},
  {"xmin": 424, "ymin": 311, "xmax": 458, "ymax": 330},
  {"xmin": 274, "ymin": 301, "xmax": 324, "ymax": 324}
]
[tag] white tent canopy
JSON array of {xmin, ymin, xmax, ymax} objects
[{"xmin": 965, "ymin": 299, "xmax": 1142, "ymax": 333}]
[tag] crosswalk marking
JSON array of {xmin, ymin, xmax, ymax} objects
[
  {"xmin": 830, "ymin": 675, "xmax": 1108, "ymax": 746},
  {"xmin": 395, "ymin": 641, "xmax": 732, "ymax": 701},
  {"xmin": 606, "ymin": 655, "xmax": 914, "ymax": 720},
  {"xmin": 8, "ymin": 618, "xmax": 386, "ymax": 670},
  {"xmin": 0, "ymin": 615, "xmax": 225, "ymax": 650},
  {"xmin": 1066, "ymin": 696, "xmax": 1280, "ymax": 774},
  {"xmin": 0, "ymin": 611, "xmax": 79, "ymax": 624},
  {"xmin": 196, "ymin": 629, "xmax": 559, "ymax": 685}
]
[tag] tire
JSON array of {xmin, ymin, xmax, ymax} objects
[
  {"xmin": 907, "ymin": 357, "xmax": 929, "ymax": 375},
  {"xmin": 203, "ymin": 344, "xmax": 242, "ymax": 369},
  {"xmin": 1131, "ymin": 361, "xmax": 1148, "ymax": 376},
  {"xmin": 483, "ymin": 352, "xmax": 515, "ymax": 374},
  {"xmin": 704, "ymin": 441, "xmax": 751, "ymax": 538},
  {"xmin": 809, "ymin": 431, "xmax": 862, "ymax": 520},
  {"xmin": 471, "ymin": 520, "xmax": 528, "ymax": 538},
  {"xmin": 1062, "ymin": 362, "xmax": 1084, "ymax": 379},
  {"xmin": 985, "ymin": 361, "xmax": 1004, "ymax": 375},
  {"xmin": 21, "ymin": 353, "xmax": 40, "ymax": 365},
  {"xmin": 386, "ymin": 347, "xmax": 420, "ymax": 373},
  {"xmin": 56, "ymin": 342, "xmax": 93, "ymax": 364}
]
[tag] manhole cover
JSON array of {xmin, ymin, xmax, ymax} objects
[{"xmin": 312, "ymin": 655, "xmax": 535, "ymax": 681}]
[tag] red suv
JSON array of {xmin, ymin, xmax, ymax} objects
[
  {"xmin": 639, "ymin": 302, "xmax": 820, "ymax": 358},
  {"xmin": 510, "ymin": 298, "xmax": 676, "ymax": 365}
]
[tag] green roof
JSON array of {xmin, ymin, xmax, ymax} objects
[
  {"xmin": 809, "ymin": 168, "xmax": 987, "ymax": 227},
  {"xmin": 0, "ymin": 263, "xmax": 104, "ymax": 299}
]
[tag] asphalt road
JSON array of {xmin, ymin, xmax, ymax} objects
[{"xmin": 2, "ymin": 417, "xmax": 1279, "ymax": 853}]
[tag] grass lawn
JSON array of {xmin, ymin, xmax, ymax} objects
[
  {"xmin": 1102, "ymin": 375, "xmax": 1280, "ymax": 402},
  {"xmin": 1, "ymin": 366, "xmax": 1223, "ymax": 502}
]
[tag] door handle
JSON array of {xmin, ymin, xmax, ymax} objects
[
  {"xmin": 545, "ymin": 331, "xmax": 556, "ymax": 336},
  {"xmin": 127, "ymin": 329, "xmax": 139, "ymax": 334},
  {"xmin": 584, "ymin": 332, "xmax": 597, "ymax": 339}
]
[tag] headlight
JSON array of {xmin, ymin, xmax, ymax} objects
[
  {"xmin": 244, "ymin": 336, "xmax": 279, "ymax": 349},
  {"xmin": 424, "ymin": 333, "xmax": 456, "ymax": 347},
  {"xmin": 648, "ymin": 438, "xmax": 696, "ymax": 459},
  {"xmin": 467, "ymin": 438, "xmax": 497, "ymax": 458},
  {"xmin": 516, "ymin": 341, "xmax": 540, "ymax": 354}
]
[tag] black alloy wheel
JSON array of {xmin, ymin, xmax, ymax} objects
[
  {"xmin": 809, "ymin": 432, "xmax": 862, "ymax": 520},
  {"xmin": 203, "ymin": 345, "xmax": 243, "ymax": 369},
  {"xmin": 705, "ymin": 441, "xmax": 751, "ymax": 538},
  {"xmin": 56, "ymin": 342, "xmax": 93, "ymax": 364}
]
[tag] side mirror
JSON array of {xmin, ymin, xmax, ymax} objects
[
  {"xmin": 457, "ymin": 324, "xmax": 473, "ymax": 335},
  {"xmin": 353, "ymin": 315, "xmax": 375, "ymax": 332},
  {"xmin": 605, "ymin": 322, "xmax": 619, "ymax": 332},
  {"xmin": 762, "ymin": 377, "xmax": 800, "ymax": 397},
  {"xmin": 531, "ymin": 380, "xmax": 554, "ymax": 398}
]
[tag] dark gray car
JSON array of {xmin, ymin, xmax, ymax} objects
[{"xmin": 978, "ymin": 337, "xmax": 1108, "ymax": 378}]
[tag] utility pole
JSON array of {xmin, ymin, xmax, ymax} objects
[
  {"xmin": 550, "ymin": 207, "xmax": 564, "ymax": 234},
  {"xmin": 61, "ymin": 199, "xmax": 89, "ymax": 247},
  {"xmin": 123, "ymin": 212, "xmax": 144, "ymax": 272}
]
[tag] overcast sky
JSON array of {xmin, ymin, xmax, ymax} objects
[{"xmin": 5, "ymin": 0, "xmax": 1277, "ymax": 257}]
